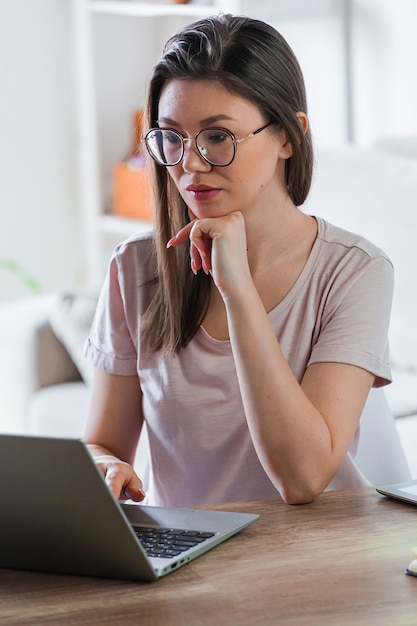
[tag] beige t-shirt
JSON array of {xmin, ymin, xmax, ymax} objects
[{"xmin": 86, "ymin": 217, "xmax": 393, "ymax": 506}]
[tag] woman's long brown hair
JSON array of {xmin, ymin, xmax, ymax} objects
[{"xmin": 141, "ymin": 14, "xmax": 314, "ymax": 355}]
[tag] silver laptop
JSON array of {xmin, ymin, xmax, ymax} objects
[
  {"xmin": 0, "ymin": 434, "xmax": 258, "ymax": 581},
  {"xmin": 376, "ymin": 479, "xmax": 417, "ymax": 506}
]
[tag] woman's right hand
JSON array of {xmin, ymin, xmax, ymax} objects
[
  {"xmin": 92, "ymin": 450, "xmax": 146, "ymax": 502},
  {"xmin": 167, "ymin": 210, "xmax": 251, "ymax": 299}
]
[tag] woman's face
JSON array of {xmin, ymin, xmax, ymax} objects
[{"xmin": 156, "ymin": 79, "xmax": 291, "ymax": 220}]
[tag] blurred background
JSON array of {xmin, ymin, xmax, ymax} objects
[{"xmin": 1, "ymin": 0, "xmax": 416, "ymax": 301}]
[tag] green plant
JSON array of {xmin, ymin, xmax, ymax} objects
[{"xmin": 0, "ymin": 259, "xmax": 41, "ymax": 294}]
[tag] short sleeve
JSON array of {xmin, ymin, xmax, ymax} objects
[
  {"xmin": 84, "ymin": 231, "xmax": 156, "ymax": 376},
  {"xmin": 308, "ymin": 254, "xmax": 394, "ymax": 387}
]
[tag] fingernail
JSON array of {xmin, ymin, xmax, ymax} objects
[{"xmin": 166, "ymin": 236, "xmax": 175, "ymax": 248}]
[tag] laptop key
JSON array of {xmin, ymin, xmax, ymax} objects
[{"xmin": 134, "ymin": 526, "xmax": 215, "ymax": 558}]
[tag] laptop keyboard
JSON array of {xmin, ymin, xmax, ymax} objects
[{"xmin": 134, "ymin": 526, "xmax": 216, "ymax": 559}]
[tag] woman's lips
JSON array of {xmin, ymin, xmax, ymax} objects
[{"xmin": 186, "ymin": 185, "xmax": 220, "ymax": 201}]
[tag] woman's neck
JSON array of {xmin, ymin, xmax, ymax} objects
[{"xmin": 245, "ymin": 201, "xmax": 316, "ymax": 277}]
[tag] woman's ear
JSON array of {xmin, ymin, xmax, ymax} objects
[
  {"xmin": 296, "ymin": 112, "xmax": 309, "ymax": 135},
  {"xmin": 278, "ymin": 112, "xmax": 309, "ymax": 159},
  {"xmin": 278, "ymin": 129, "xmax": 294, "ymax": 159}
]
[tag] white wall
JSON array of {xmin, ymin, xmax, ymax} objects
[
  {"xmin": 0, "ymin": 0, "xmax": 83, "ymax": 302},
  {"xmin": 271, "ymin": 14, "xmax": 349, "ymax": 152},
  {"xmin": 245, "ymin": 0, "xmax": 417, "ymax": 149},
  {"xmin": 352, "ymin": 0, "xmax": 417, "ymax": 147}
]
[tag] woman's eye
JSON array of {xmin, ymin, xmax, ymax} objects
[
  {"xmin": 207, "ymin": 132, "xmax": 228, "ymax": 144},
  {"xmin": 166, "ymin": 133, "xmax": 182, "ymax": 145}
]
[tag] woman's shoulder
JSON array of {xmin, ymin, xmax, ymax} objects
[
  {"xmin": 315, "ymin": 216, "xmax": 392, "ymax": 266},
  {"xmin": 111, "ymin": 227, "xmax": 157, "ymax": 281},
  {"xmin": 114, "ymin": 227, "xmax": 155, "ymax": 255}
]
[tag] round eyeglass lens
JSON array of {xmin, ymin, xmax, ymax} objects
[
  {"xmin": 145, "ymin": 129, "xmax": 183, "ymax": 165},
  {"xmin": 196, "ymin": 129, "xmax": 235, "ymax": 166}
]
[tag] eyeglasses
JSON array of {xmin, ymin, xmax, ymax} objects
[{"xmin": 143, "ymin": 121, "xmax": 275, "ymax": 167}]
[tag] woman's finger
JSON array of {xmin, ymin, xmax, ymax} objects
[
  {"xmin": 189, "ymin": 226, "xmax": 212, "ymax": 273},
  {"xmin": 123, "ymin": 476, "xmax": 146, "ymax": 502},
  {"xmin": 167, "ymin": 219, "xmax": 212, "ymax": 274},
  {"xmin": 166, "ymin": 220, "xmax": 195, "ymax": 248},
  {"xmin": 100, "ymin": 459, "xmax": 146, "ymax": 502},
  {"xmin": 190, "ymin": 242, "xmax": 202, "ymax": 275}
]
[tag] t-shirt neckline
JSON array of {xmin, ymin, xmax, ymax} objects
[{"xmin": 198, "ymin": 216, "xmax": 325, "ymax": 346}]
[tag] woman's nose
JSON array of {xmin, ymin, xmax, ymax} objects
[{"xmin": 181, "ymin": 139, "xmax": 211, "ymax": 172}]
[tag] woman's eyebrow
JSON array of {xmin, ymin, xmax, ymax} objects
[
  {"xmin": 200, "ymin": 114, "xmax": 236, "ymax": 125},
  {"xmin": 157, "ymin": 114, "xmax": 236, "ymax": 127}
]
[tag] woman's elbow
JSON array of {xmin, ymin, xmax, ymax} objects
[
  {"xmin": 277, "ymin": 476, "xmax": 328, "ymax": 505},
  {"xmin": 280, "ymin": 490, "xmax": 317, "ymax": 505}
]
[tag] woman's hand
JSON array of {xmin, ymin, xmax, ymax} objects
[
  {"xmin": 91, "ymin": 449, "xmax": 146, "ymax": 502},
  {"xmin": 167, "ymin": 211, "xmax": 251, "ymax": 297}
]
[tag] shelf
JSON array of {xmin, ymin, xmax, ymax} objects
[
  {"xmin": 91, "ymin": 1, "xmax": 220, "ymax": 17},
  {"xmin": 75, "ymin": 0, "xmax": 229, "ymax": 284}
]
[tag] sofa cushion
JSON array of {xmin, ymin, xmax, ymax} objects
[
  {"xmin": 49, "ymin": 289, "xmax": 99, "ymax": 386},
  {"xmin": 26, "ymin": 381, "xmax": 90, "ymax": 438},
  {"xmin": 0, "ymin": 293, "xmax": 79, "ymax": 433}
]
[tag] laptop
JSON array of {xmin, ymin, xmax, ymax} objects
[
  {"xmin": 376, "ymin": 479, "xmax": 417, "ymax": 506},
  {"xmin": 0, "ymin": 434, "xmax": 258, "ymax": 581}
]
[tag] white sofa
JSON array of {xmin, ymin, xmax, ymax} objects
[
  {"xmin": 1, "ymin": 139, "xmax": 417, "ymax": 482},
  {"xmin": 0, "ymin": 291, "xmax": 92, "ymax": 436}
]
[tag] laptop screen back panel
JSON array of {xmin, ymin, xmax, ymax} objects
[{"xmin": 0, "ymin": 435, "xmax": 157, "ymax": 581}]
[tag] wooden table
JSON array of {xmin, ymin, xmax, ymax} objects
[{"xmin": 0, "ymin": 488, "xmax": 416, "ymax": 625}]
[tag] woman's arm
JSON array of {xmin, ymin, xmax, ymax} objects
[
  {"xmin": 83, "ymin": 369, "xmax": 146, "ymax": 502},
  {"xmin": 225, "ymin": 281, "xmax": 374, "ymax": 503},
  {"xmin": 169, "ymin": 211, "xmax": 382, "ymax": 504}
]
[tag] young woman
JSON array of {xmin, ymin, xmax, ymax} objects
[{"xmin": 84, "ymin": 14, "xmax": 393, "ymax": 506}]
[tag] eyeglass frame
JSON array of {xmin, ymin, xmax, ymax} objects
[{"xmin": 143, "ymin": 121, "xmax": 276, "ymax": 167}]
